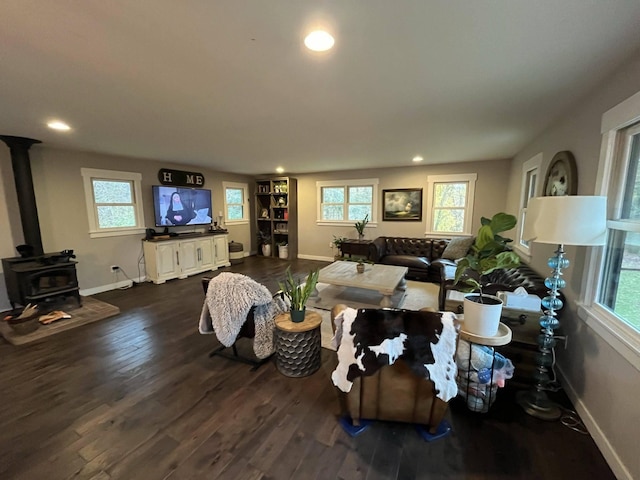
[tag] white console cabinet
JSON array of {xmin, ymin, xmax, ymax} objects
[
  {"xmin": 143, "ymin": 234, "xmax": 229, "ymax": 284},
  {"xmin": 213, "ymin": 235, "xmax": 230, "ymax": 268}
]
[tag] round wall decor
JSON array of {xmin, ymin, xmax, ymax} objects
[{"xmin": 543, "ymin": 151, "xmax": 577, "ymax": 196}]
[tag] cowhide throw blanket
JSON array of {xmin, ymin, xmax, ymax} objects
[
  {"xmin": 331, "ymin": 307, "xmax": 458, "ymax": 402},
  {"xmin": 199, "ymin": 272, "xmax": 286, "ymax": 359}
]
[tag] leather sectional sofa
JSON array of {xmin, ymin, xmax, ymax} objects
[
  {"xmin": 370, "ymin": 236, "xmax": 450, "ymax": 283},
  {"xmin": 368, "ymin": 236, "xmax": 552, "ymax": 312}
]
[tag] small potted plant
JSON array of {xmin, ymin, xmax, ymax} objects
[
  {"xmin": 453, "ymin": 212, "xmax": 521, "ymax": 336},
  {"xmin": 332, "ymin": 235, "xmax": 348, "ymax": 260},
  {"xmin": 354, "ymin": 214, "xmax": 369, "ymax": 240},
  {"xmin": 278, "ymin": 267, "xmax": 320, "ymax": 322},
  {"xmin": 339, "ymin": 256, "xmax": 374, "ymax": 273},
  {"xmin": 277, "ymin": 241, "xmax": 289, "ymax": 259},
  {"xmin": 258, "ymin": 230, "xmax": 272, "ymax": 257}
]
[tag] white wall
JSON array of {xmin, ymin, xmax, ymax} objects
[
  {"xmin": 295, "ymin": 158, "xmax": 512, "ymax": 260},
  {"xmin": 0, "ymin": 146, "xmax": 253, "ymax": 299},
  {"xmin": 505, "ymin": 50, "xmax": 640, "ymax": 480},
  {"xmin": 0, "ymin": 146, "xmax": 23, "ymax": 310}
]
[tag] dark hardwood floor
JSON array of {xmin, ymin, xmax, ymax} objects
[{"xmin": 0, "ymin": 256, "xmax": 615, "ymax": 479}]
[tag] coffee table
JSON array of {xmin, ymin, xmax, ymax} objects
[{"xmin": 316, "ymin": 261, "xmax": 408, "ymax": 308}]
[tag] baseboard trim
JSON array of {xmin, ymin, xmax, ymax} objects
[
  {"xmin": 558, "ymin": 367, "xmax": 632, "ymax": 480},
  {"xmin": 298, "ymin": 254, "xmax": 333, "ymax": 262},
  {"xmin": 80, "ymin": 277, "xmax": 144, "ymax": 296}
]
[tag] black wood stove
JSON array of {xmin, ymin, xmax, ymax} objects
[
  {"xmin": 1, "ymin": 135, "xmax": 82, "ymax": 311},
  {"xmin": 2, "ymin": 253, "xmax": 81, "ymax": 310}
]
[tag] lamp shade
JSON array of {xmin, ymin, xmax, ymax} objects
[{"xmin": 523, "ymin": 196, "xmax": 607, "ymax": 246}]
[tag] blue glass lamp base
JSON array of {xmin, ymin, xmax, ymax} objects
[{"xmin": 516, "ymin": 389, "xmax": 561, "ymax": 421}]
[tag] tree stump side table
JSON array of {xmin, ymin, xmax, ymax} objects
[{"xmin": 274, "ymin": 311, "xmax": 322, "ymax": 377}]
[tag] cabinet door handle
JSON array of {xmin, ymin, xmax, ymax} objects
[
  {"xmin": 176, "ymin": 251, "xmax": 180, "ymax": 265},
  {"xmin": 197, "ymin": 247, "xmax": 201, "ymax": 262},
  {"xmin": 215, "ymin": 244, "xmax": 218, "ymax": 258}
]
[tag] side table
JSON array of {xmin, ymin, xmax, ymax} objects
[
  {"xmin": 456, "ymin": 320, "xmax": 512, "ymax": 413},
  {"xmin": 446, "ymin": 289, "xmax": 541, "ymax": 387},
  {"xmin": 340, "ymin": 240, "xmax": 374, "ymax": 260},
  {"xmin": 274, "ymin": 311, "xmax": 322, "ymax": 377}
]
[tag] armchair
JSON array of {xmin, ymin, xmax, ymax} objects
[
  {"xmin": 330, "ymin": 304, "xmax": 459, "ymax": 440},
  {"xmin": 199, "ymin": 272, "xmax": 286, "ymax": 370}
]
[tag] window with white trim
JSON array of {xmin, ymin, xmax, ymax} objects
[
  {"xmin": 316, "ymin": 178, "xmax": 379, "ymax": 225},
  {"xmin": 223, "ymin": 182, "xmax": 249, "ymax": 224},
  {"xmin": 598, "ymin": 123, "xmax": 640, "ymax": 332},
  {"xmin": 516, "ymin": 154, "xmax": 542, "ymax": 255},
  {"xmin": 81, "ymin": 168, "xmax": 145, "ymax": 238},
  {"xmin": 582, "ymin": 90, "xmax": 640, "ymax": 364},
  {"xmin": 425, "ymin": 174, "xmax": 477, "ymax": 235}
]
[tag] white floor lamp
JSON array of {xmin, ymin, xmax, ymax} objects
[{"xmin": 516, "ymin": 195, "xmax": 607, "ymax": 420}]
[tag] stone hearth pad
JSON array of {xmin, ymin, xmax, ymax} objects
[{"xmin": 0, "ymin": 296, "xmax": 120, "ymax": 345}]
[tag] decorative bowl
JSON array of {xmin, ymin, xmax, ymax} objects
[{"xmin": 6, "ymin": 314, "xmax": 40, "ymax": 335}]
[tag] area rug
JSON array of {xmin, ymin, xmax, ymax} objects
[
  {"xmin": 0, "ymin": 296, "xmax": 121, "ymax": 346},
  {"xmin": 309, "ymin": 280, "xmax": 440, "ymax": 350}
]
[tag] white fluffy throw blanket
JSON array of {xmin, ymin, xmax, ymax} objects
[{"xmin": 199, "ymin": 272, "xmax": 286, "ymax": 359}]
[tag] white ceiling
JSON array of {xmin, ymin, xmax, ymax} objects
[{"xmin": 2, "ymin": 1, "xmax": 640, "ymax": 175}]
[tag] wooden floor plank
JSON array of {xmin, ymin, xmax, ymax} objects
[{"xmin": 0, "ymin": 257, "xmax": 616, "ymax": 480}]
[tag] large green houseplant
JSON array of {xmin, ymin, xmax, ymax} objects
[
  {"xmin": 453, "ymin": 212, "xmax": 521, "ymax": 336},
  {"xmin": 278, "ymin": 266, "xmax": 320, "ymax": 322}
]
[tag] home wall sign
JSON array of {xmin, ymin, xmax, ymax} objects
[{"xmin": 158, "ymin": 168, "xmax": 205, "ymax": 187}]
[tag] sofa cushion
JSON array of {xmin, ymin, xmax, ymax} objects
[
  {"xmin": 380, "ymin": 255, "xmax": 430, "ymax": 270},
  {"xmin": 441, "ymin": 236, "xmax": 474, "ymax": 260}
]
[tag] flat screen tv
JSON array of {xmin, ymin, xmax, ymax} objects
[{"xmin": 152, "ymin": 185, "xmax": 212, "ymax": 227}]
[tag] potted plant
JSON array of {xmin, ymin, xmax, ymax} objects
[
  {"xmin": 277, "ymin": 241, "xmax": 289, "ymax": 259},
  {"xmin": 332, "ymin": 235, "xmax": 348, "ymax": 260},
  {"xmin": 278, "ymin": 267, "xmax": 320, "ymax": 322},
  {"xmin": 258, "ymin": 230, "xmax": 272, "ymax": 257},
  {"xmin": 354, "ymin": 214, "xmax": 369, "ymax": 240},
  {"xmin": 338, "ymin": 256, "xmax": 374, "ymax": 273},
  {"xmin": 453, "ymin": 212, "xmax": 521, "ymax": 336}
]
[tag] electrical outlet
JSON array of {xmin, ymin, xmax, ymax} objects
[
  {"xmin": 110, "ymin": 265, "xmax": 119, "ymax": 272},
  {"xmin": 329, "ymin": 242, "xmax": 334, "ymax": 248}
]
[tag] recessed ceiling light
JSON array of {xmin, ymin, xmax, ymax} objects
[
  {"xmin": 276, "ymin": 167, "xmax": 285, "ymax": 174},
  {"xmin": 412, "ymin": 155, "xmax": 424, "ymax": 162},
  {"xmin": 304, "ymin": 30, "xmax": 335, "ymax": 52},
  {"xmin": 47, "ymin": 120, "xmax": 71, "ymax": 131}
]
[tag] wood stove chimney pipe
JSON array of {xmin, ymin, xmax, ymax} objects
[{"xmin": 0, "ymin": 135, "xmax": 44, "ymax": 256}]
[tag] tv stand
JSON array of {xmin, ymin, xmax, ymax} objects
[{"xmin": 142, "ymin": 233, "xmax": 230, "ymax": 284}]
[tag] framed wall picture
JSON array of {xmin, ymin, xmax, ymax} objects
[
  {"xmin": 543, "ymin": 151, "xmax": 578, "ymax": 196},
  {"xmin": 383, "ymin": 188, "xmax": 423, "ymax": 221}
]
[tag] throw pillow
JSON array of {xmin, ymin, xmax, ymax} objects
[{"xmin": 442, "ymin": 236, "xmax": 475, "ymax": 260}]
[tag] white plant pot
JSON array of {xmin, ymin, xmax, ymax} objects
[
  {"xmin": 278, "ymin": 245, "xmax": 288, "ymax": 259},
  {"xmin": 462, "ymin": 294, "xmax": 503, "ymax": 337},
  {"xmin": 262, "ymin": 244, "xmax": 271, "ymax": 257}
]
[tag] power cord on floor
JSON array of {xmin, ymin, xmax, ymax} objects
[
  {"xmin": 559, "ymin": 407, "xmax": 589, "ymax": 435},
  {"xmin": 116, "ymin": 267, "xmax": 138, "ymax": 288},
  {"xmin": 540, "ymin": 346, "xmax": 588, "ymax": 434}
]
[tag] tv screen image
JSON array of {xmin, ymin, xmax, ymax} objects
[{"xmin": 152, "ymin": 186, "xmax": 212, "ymax": 227}]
